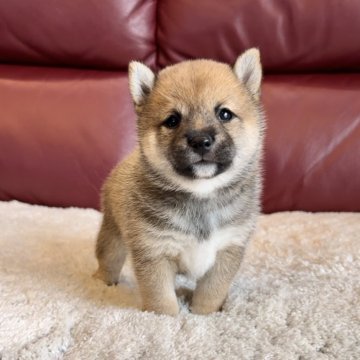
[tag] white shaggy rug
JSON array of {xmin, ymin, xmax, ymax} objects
[{"xmin": 0, "ymin": 201, "xmax": 359, "ymax": 360}]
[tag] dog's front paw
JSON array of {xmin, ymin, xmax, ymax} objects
[
  {"xmin": 191, "ymin": 301, "xmax": 223, "ymax": 315},
  {"xmin": 93, "ymin": 268, "xmax": 119, "ymax": 286},
  {"xmin": 142, "ymin": 299, "xmax": 180, "ymax": 317}
]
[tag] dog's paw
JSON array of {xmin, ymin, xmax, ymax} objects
[
  {"xmin": 190, "ymin": 302, "xmax": 223, "ymax": 315},
  {"xmin": 92, "ymin": 269, "xmax": 119, "ymax": 286}
]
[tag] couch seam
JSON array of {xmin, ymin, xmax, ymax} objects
[{"xmin": 154, "ymin": 0, "xmax": 160, "ymax": 70}]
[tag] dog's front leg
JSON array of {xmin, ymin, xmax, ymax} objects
[
  {"xmin": 132, "ymin": 251, "xmax": 179, "ymax": 316},
  {"xmin": 191, "ymin": 245, "xmax": 245, "ymax": 315}
]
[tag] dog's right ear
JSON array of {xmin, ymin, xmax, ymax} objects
[
  {"xmin": 233, "ymin": 48, "xmax": 262, "ymax": 100},
  {"xmin": 129, "ymin": 61, "xmax": 155, "ymax": 106}
]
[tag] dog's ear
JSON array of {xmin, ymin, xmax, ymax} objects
[
  {"xmin": 233, "ymin": 48, "xmax": 262, "ymax": 100},
  {"xmin": 128, "ymin": 61, "xmax": 155, "ymax": 106}
]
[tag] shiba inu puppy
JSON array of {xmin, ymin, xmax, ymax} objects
[{"xmin": 95, "ymin": 48, "xmax": 264, "ymax": 316}]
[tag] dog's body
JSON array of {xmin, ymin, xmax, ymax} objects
[{"xmin": 95, "ymin": 49, "xmax": 264, "ymax": 315}]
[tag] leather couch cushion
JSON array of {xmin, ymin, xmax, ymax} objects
[
  {"xmin": 158, "ymin": 0, "xmax": 360, "ymax": 72},
  {"xmin": 263, "ymin": 74, "xmax": 360, "ymax": 212},
  {"xmin": 0, "ymin": 0, "xmax": 156, "ymax": 70},
  {"xmin": 0, "ymin": 65, "xmax": 136, "ymax": 208}
]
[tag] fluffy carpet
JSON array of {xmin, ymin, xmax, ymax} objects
[{"xmin": 0, "ymin": 201, "xmax": 359, "ymax": 359}]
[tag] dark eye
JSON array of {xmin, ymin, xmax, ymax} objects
[
  {"xmin": 218, "ymin": 108, "xmax": 233, "ymax": 122},
  {"xmin": 163, "ymin": 113, "xmax": 181, "ymax": 129}
]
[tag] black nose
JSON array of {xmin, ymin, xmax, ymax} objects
[{"xmin": 187, "ymin": 133, "xmax": 214, "ymax": 154}]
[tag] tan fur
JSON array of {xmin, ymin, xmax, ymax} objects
[
  {"xmin": 191, "ymin": 245, "xmax": 245, "ymax": 314},
  {"xmin": 94, "ymin": 49, "xmax": 264, "ymax": 316}
]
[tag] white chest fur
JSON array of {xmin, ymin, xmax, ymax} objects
[
  {"xmin": 146, "ymin": 220, "xmax": 253, "ymax": 280},
  {"xmin": 177, "ymin": 225, "xmax": 249, "ymax": 280}
]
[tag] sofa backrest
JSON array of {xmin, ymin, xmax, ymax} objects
[
  {"xmin": 157, "ymin": 0, "xmax": 360, "ymax": 72},
  {"xmin": 0, "ymin": 0, "xmax": 156, "ymax": 70},
  {"xmin": 1, "ymin": 0, "xmax": 360, "ymax": 72}
]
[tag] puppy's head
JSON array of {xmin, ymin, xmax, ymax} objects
[{"xmin": 129, "ymin": 49, "xmax": 263, "ymax": 195}]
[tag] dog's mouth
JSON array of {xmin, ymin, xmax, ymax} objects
[
  {"xmin": 173, "ymin": 158, "xmax": 232, "ymax": 179},
  {"xmin": 169, "ymin": 141, "xmax": 235, "ymax": 180},
  {"xmin": 194, "ymin": 159, "xmax": 214, "ymax": 165}
]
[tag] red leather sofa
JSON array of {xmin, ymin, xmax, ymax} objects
[{"xmin": 0, "ymin": 0, "xmax": 359, "ymax": 213}]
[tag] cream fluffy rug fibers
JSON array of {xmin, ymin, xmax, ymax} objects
[{"xmin": 0, "ymin": 201, "xmax": 359, "ymax": 360}]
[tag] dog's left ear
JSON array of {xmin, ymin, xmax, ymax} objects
[
  {"xmin": 233, "ymin": 48, "xmax": 262, "ymax": 100},
  {"xmin": 128, "ymin": 61, "xmax": 155, "ymax": 106}
]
